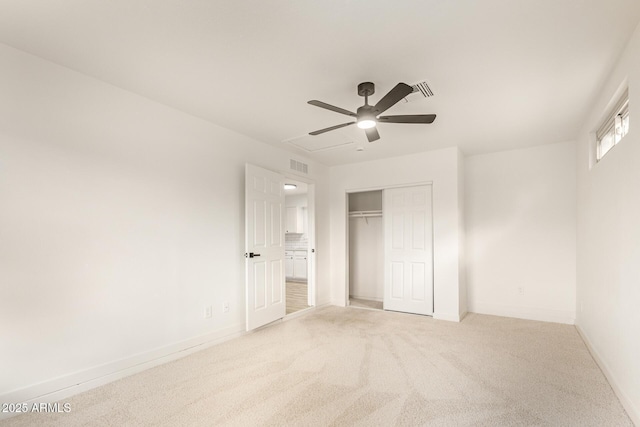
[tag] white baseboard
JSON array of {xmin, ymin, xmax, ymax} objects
[
  {"xmin": 349, "ymin": 295, "xmax": 383, "ymax": 302},
  {"xmin": 469, "ymin": 302, "xmax": 575, "ymax": 325},
  {"xmin": 0, "ymin": 322, "xmax": 244, "ymax": 421},
  {"xmin": 576, "ymin": 324, "xmax": 639, "ymax": 426},
  {"xmin": 433, "ymin": 312, "xmax": 462, "ymax": 322},
  {"xmin": 314, "ymin": 301, "xmax": 333, "ymax": 309}
]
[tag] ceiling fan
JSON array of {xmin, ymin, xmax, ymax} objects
[{"xmin": 307, "ymin": 82, "xmax": 436, "ymax": 142}]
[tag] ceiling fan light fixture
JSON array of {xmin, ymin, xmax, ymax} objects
[{"xmin": 357, "ymin": 119, "xmax": 376, "ymax": 129}]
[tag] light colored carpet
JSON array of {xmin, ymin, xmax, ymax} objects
[
  {"xmin": 2, "ymin": 307, "xmax": 632, "ymax": 426},
  {"xmin": 349, "ymin": 297, "xmax": 383, "ymax": 310},
  {"xmin": 286, "ymin": 281, "xmax": 309, "ymax": 315}
]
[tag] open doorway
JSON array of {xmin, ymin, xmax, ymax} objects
[{"xmin": 284, "ymin": 178, "xmax": 312, "ymax": 315}]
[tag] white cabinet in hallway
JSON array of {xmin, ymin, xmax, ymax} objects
[
  {"xmin": 285, "ymin": 207, "xmax": 304, "ymax": 234},
  {"xmin": 285, "ymin": 251, "xmax": 294, "ymax": 278},
  {"xmin": 285, "ymin": 249, "xmax": 307, "ymax": 281},
  {"xmin": 293, "ymin": 251, "xmax": 307, "ymax": 280}
]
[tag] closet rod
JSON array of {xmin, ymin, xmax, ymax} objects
[
  {"xmin": 348, "ymin": 210, "xmax": 382, "ymax": 224},
  {"xmin": 348, "ymin": 210, "xmax": 382, "ymax": 216}
]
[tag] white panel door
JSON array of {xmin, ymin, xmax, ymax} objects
[
  {"xmin": 245, "ymin": 164, "xmax": 285, "ymax": 331},
  {"xmin": 383, "ymin": 185, "xmax": 433, "ymax": 315}
]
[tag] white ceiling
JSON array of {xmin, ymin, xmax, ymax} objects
[{"xmin": 1, "ymin": 1, "xmax": 639, "ymax": 166}]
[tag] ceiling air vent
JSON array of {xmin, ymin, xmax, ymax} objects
[
  {"xmin": 290, "ymin": 159, "xmax": 308, "ymax": 174},
  {"xmin": 413, "ymin": 81, "xmax": 434, "ymax": 97},
  {"xmin": 401, "ymin": 80, "xmax": 434, "ymax": 103}
]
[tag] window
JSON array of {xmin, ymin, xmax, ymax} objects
[{"xmin": 596, "ymin": 88, "xmax": 629, "ymax": 161}]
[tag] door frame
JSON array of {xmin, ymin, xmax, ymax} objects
[{"xmin": 344, "ymin": 181, "xmax": 434, "ymax": 310}]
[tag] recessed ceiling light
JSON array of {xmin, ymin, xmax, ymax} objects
[{"xmin": 284, "ymin": 183, "xmax": 297, "ymax": 190}]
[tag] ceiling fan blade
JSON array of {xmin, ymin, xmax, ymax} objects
[
  {"xmin": 308, "ymin": 100, "xmax": 357, "ymax": 117},
  {"xmin": 365, "ymin": 127, "xmax": 380, "ymax": 142},
  {"xmin": 378, "ymin": 114, "xmax": 437, "ymax": 124},
  {"xmin": 309, "ymin": 121, "xmax": 355, "ymax": 135},
  {"xmin": 373, "ymin": 83, "xmax": 413, "ymax": 115}
]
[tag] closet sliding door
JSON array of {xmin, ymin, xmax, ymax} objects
[{"xmin": 383, "ymin": 185, "xmax": 434, "ymax": 315}]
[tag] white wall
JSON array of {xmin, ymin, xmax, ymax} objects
[
  {"xmin": 349, "ymin": 217, "xmax": 384, "ymax": 301},
  {"xmin": 0, "ymin": 43, "xmax": 330, "ymax": 406},
  {"xmin": 465, "ymin": 141, "xmax": 577, "ymax": 324},
  {"xmin": 575, "ymin": 21, "xmax": 640, "ymax": 424},
  {"xmin": 330, "ymin": 147, "xmax": 464, "ymax": 321},
  {"xmin": 285, "ymin": 193, "xmax": 307, "ymax": 208}
]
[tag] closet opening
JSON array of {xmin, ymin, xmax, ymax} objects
[
  {"xmin": 348, "ymin": 190, "xmax": 384, "ymax": 310},
  {"xmin": 346, "ymin": 184, "xmax": 434, "ymax": 316}
]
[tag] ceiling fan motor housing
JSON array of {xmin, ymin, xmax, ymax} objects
[
  {"xmin": 357, "ymin": 105, "xmax": 377, "ymax": 122},
  {"xmin": 357, "ymin": 82, "xmax": 375, "ymax": 97}
]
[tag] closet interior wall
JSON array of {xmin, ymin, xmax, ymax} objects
[{"xmin": 348, "ymin": 191, "xmax": 384, "ymax": 302}]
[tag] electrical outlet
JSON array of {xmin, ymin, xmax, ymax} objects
[
  {"xmin": 223, "ymin": 301, "xmax": 229, "ymax": 313},
  {"xmin": 204, "ymin": 305, "xmax": 212, "ymax": 319},
  {"xmin": 517, "ymin": 287, "xmax": 524, "ymax": 295}
]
